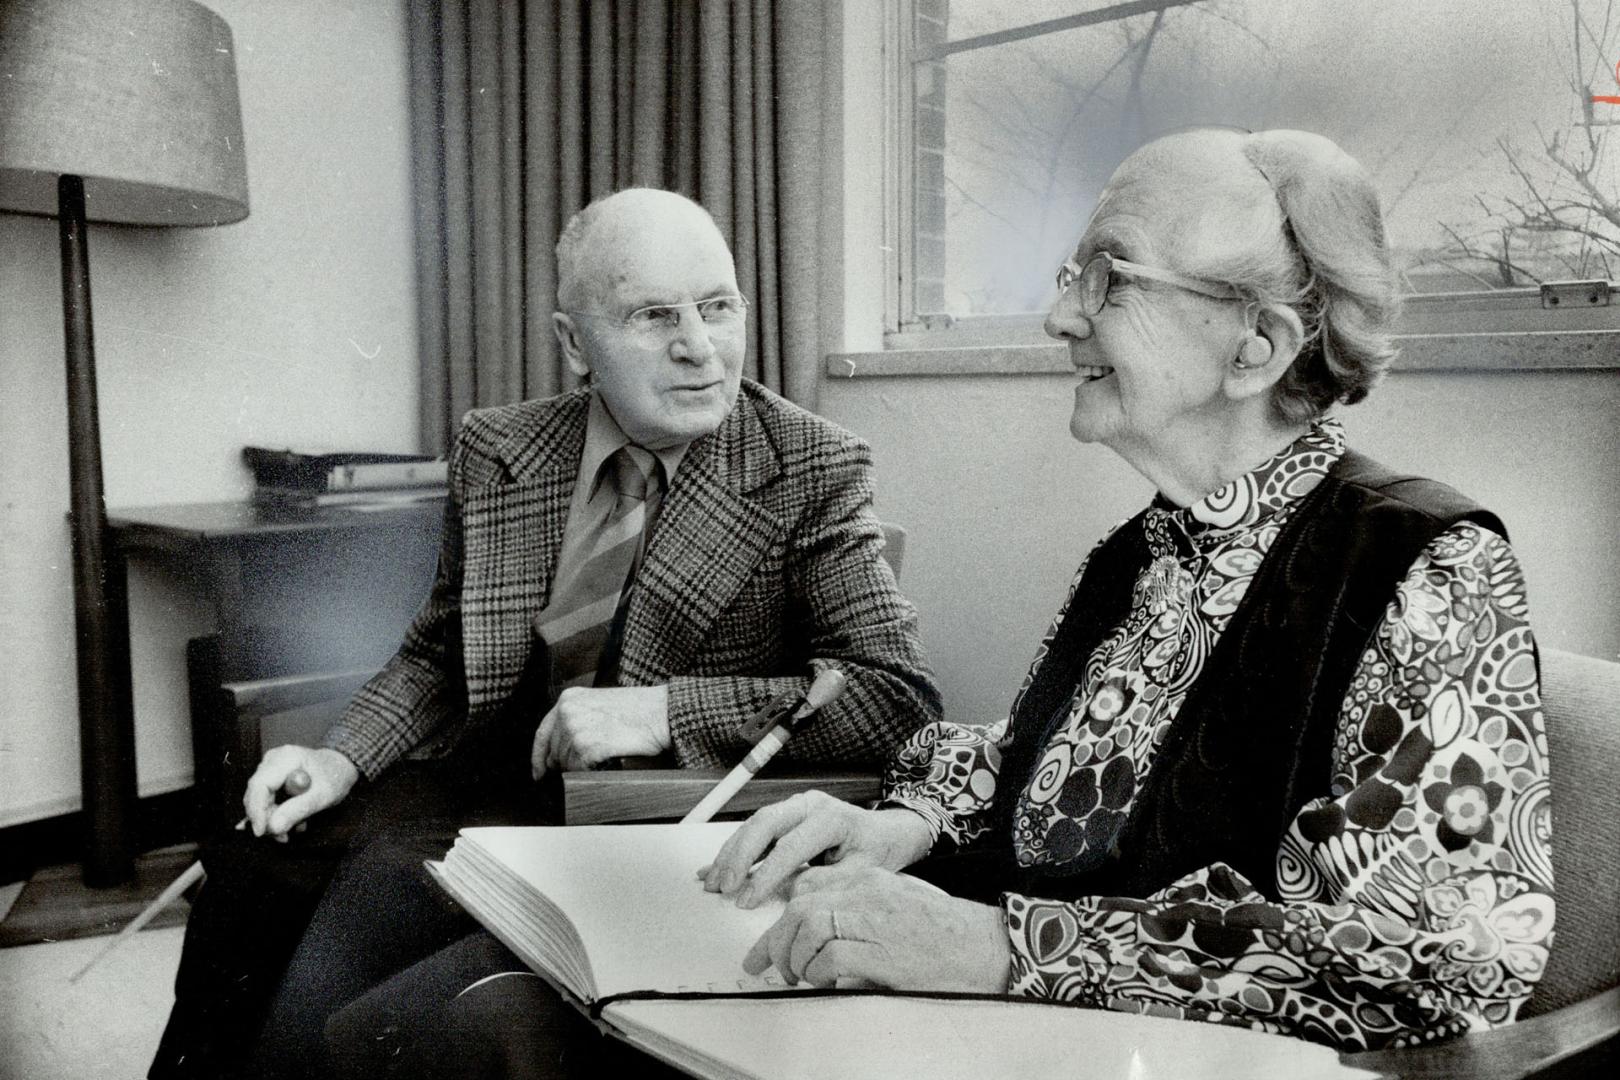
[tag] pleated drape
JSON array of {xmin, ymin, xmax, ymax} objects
[{"xmin": 409, "ymin": 0, "xmax": 826, "ymax": 455}]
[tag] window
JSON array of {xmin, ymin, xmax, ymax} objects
[{"xmin": 892, "ymin": 0, "xmax": 1620, "ymax": 364}]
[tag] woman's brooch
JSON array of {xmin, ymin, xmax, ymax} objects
[{"xmin": 1139, "ymin": 553, "xmax": 1193, "ymax": 613}]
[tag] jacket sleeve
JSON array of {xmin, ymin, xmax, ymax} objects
[
  {"xmin": 664, "ymin": 431, "xmax": 942, "ymax": 767},
  {"xmin": 322, "ymin": 432, "xmax": 476, "ymax": 780},
  {"xmin": 995, "ymin": 523, "xmax": 1555, "ymax": 1051},
  {"xmin": 881, "ymin": 536, "xmax": 1109, "ymax": 847}
]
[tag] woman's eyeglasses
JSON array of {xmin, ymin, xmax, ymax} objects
[
  {"xmin": 1056, "ymin": 252, "xmax": 1242, "ymax": 317},
  {"xmin": 569, "ymin": 295, "xmax": 749, "ymax": 344}
]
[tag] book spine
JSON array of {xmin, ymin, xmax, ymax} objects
[{"xmin": 327, "ymin": 460, "xmax": 449, "ymax": 491}]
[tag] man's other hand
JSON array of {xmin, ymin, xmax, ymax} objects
[
  {"xmin": 531, "ymin": 685, "xmax": 672, "ymax": 778},
  {"xmin": 243, "ymin": 745, "xmax": 359, "ymax": 840}
]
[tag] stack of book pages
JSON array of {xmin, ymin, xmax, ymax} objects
[
  {"xmin": 428, "ymin": 824, "xmax": 794, "ymax": 1006},
  {"xmin": 243, "ymin": 447, "xmax": 448, "ymax": 507}
]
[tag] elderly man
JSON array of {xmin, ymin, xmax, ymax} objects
[{"xmin": 150, "ymin": 188, "xmax": 939, "ymax": 1079}]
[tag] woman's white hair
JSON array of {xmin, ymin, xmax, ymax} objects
[{"xmin": 1193, "ymin": 129, "xmax": 1401, "ymax": 423}]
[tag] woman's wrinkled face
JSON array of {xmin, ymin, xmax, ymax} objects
[{"xmin": 1044, "ymin": 155, "xmax": 1253, "ymax": 458}]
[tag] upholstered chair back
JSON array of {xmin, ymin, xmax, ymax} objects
[{"xmin": 1521, "ymin": 647, "xmax": 1620, "ymax": 1017}]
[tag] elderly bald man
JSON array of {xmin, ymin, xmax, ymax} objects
[{"xmin": 150, "ymin": 188, "xmax": 940, "ymax": 1080}]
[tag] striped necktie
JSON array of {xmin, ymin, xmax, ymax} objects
[{"xmin": 535, "ymin": 445, "xmax": 659, "ymax": 691}]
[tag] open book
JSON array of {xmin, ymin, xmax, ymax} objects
[
  {"xmin": 430, "ymin": 824, "xmax": 1375, "ymax": 1080},
  {"xmin": 428, "ymin": 823, "xmax": 797, "ymax": 1006}
]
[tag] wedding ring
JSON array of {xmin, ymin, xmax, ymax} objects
[{"xmin": 830, "ymin": 911, "xmax": 842, "ymax": 940}]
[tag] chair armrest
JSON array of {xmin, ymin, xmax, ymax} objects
[
  {"xmin": 1340, "ymin": 986, "xmax": 1620, "ymax": 1079},
  {"xmin": 219, "ymin": 669, "xmax": 377, "ymax": 723},
  {"xmin": 562, "ymin": 768, "xmax": 882, "ymax": 825}
]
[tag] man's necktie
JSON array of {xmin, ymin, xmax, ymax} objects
[{"xmin": 535, "ymin": 445, "xmax": 659, "ymax": 692}]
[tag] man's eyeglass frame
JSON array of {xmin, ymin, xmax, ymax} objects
[
  {"xmin": 1056, "ymin": 252, "xmax": 1244, "ymax": 317},
  {"xmin": 566, "ymin": 294, "xmax": 750, "ymax": 337}
]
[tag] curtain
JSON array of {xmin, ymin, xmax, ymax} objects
[{"xmin": 408, "ymin": 0, "xmax": 827, "ymax": 455}]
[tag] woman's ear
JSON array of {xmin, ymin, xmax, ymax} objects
[
  {"xmin": 552, "ymin": 312, "xmax": 593, "ymax": 379},
  {"xmin": 1223, "ymin": 301, "xmax": 1305, "ymax": 402}
]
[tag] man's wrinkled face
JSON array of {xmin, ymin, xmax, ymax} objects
[{"xmin": 557, "ymin": 203, "xmax": 746, "ymax": 450}]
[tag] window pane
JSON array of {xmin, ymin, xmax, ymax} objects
[{"xmin": 915, "ymin": 0, "xmax": 1620, "ymax": 317}]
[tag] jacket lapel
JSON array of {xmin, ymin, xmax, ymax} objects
[
  {"xmin": 459, "ymin": 394, "xmax": 587, "ymax": 707},
  {"xmin": 618, "ymin": 392, "xmax": 782, "ymax": 684}
]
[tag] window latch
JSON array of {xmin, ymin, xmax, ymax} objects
[{"xmin": 1539, "ymin": 280, "xmax": 1612, "ymax": 308}]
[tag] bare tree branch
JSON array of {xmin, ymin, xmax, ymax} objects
[
  {"xmin": 1182, "ymin": 0, "xmax": 1274, "ymax": 55},
  {"xmin": 1437, "ymin": 222, "xmax": 1546, "ymax": 286},
  {"xmin": 1538, "ymin": 123, "xmax": 1620, "ymax": 229},
  {"xmin": 944, "ymin": 174, "xmax": 1038, "ymax": 243},
  {"xmin": 1427, "ymin": 1, "xmax": 1618, "ymax": 288},
  {"xmin": 1124, "ymin": 10, "xmax": 1167, "ymax": 141},
  {"xmin": 1422, "ymin": 256, "xmax": 1511, "ymax": 291}
]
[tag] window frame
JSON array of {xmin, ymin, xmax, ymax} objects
[{"xmin": 852, "ymin": 0, "xmax": 1619, "ymax": 376}]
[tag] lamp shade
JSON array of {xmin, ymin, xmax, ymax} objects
[{"xmin": 0, "ymin": 0, "xmax": 249, "ymax": 226}]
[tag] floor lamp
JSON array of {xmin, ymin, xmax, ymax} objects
[{"xmin": 0, "ymin": 0, "xmax": 249, "ymax": 886}]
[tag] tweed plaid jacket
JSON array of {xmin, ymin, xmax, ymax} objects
[{"xmin": 324, "ymin": 379, "xmax": 941, "ymax": 778}]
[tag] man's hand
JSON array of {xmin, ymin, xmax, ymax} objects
[
  {"xmin": 698, "ymin": 791, "xmax": 935, "ymax": 908},
  {"xmin": 530, "ymin": 685, "xmax": 671, "ymax": 778},
  {"xmin": 742, "ymin": 864, "xmax": 1011, "ymax": 993},
  {"xmin": 243, "ymin": 745, "xmax": 359, "ymax": 840}
]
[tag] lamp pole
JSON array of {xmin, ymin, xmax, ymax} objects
[{"xmin": 58, "ymin": 173, "xmax": 137, "ymax": 886}]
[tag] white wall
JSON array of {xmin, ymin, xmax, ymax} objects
[{"xmin": 0, "ymin": 1, "xmax": 419, "ymax": 827}]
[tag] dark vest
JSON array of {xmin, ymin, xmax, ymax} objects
[{"xmin": 962, "ymin": 451, "xmax": 1506, "ymax": 905}]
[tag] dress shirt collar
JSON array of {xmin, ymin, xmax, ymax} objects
[
  {"xmin": 1147, "ymin": 417, "xmax": 1347, "ymax": 548},
  {"xmin": 580, "ymin": 392, "xmax": 690, "ymax": 496}
]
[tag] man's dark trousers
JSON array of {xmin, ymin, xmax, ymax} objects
[{"xmin": 149, "ymin": 730, "xmax": 553, "ymax": 1080}]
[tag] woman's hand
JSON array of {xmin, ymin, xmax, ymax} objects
[
  {"xmin": 698, "ymin": 790, "xmax": 935, "ymax": 908},
  {"xmin": 743, "ymin": 864, "xmax": 1011, "ymax": 992}
]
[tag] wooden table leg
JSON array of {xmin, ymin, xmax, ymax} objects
[{"xmin": 207, "ymin": 545, "xmax": 262, "ymax": 816}]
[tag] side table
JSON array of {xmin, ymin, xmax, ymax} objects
[{"xmin": 103, "ymin": 498, "xmax": 443, "ymax": 862}]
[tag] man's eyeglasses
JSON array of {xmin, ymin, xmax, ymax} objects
[
  {"xmin": 569, "ymin": 295, "xmax": 749, "ymax": 343},
  {"xmin": 1056, "ymin": 252, "xmax": 1242, "ymax": 317}
]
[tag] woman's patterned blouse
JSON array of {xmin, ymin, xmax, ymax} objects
[{"xmin": 884, "ymin": 418, "xmax": 1554, "ymax": 1051}]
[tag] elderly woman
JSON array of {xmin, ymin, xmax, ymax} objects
[{"xmin": 704, "ymin": 126, "xmax": 1554, "ymax": 1051}]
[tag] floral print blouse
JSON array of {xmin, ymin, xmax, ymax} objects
[{"xmin": 885, "ymin": 418, "xmax": 1554, "ymax": 1051}]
